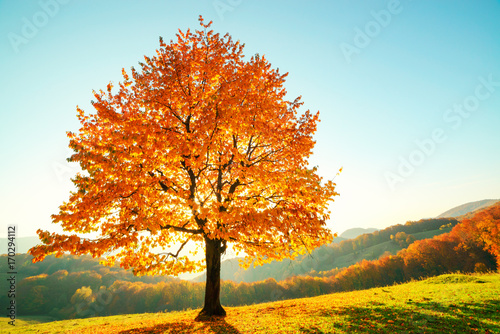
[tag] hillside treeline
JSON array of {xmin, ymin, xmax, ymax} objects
[
  {"xmin": 2, "ymin": 205, "xmax": 498, "ymax": 320},
  {"xmin": 219, "ymin": 217, "xmax": 459, "ymax": 282}
]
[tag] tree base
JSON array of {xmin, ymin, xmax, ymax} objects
[{"xmin": 195, "ymin": 305, "xmax": 226, "ymax": 321}]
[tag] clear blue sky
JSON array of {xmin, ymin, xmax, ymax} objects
[{"xmin": 1, "ymin": 0, "xmax": 499, "ymax": 243}]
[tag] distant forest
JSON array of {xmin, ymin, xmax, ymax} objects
[{"xmin": 1, "ymin": 203, "xmax": 498, "ymax": 320}]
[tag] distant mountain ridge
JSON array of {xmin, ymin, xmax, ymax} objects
[
  {"xmin": 340, "ymin": 227, "xmax": 379, "ymax": 239},
  {"xmin": 437, "ymin": 199, "xmax": 499, "ymax": 218}
]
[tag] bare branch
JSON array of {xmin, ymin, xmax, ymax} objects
[{"xmin": 158, "ymin": 237, "xmax": 192, "ymax": 259}]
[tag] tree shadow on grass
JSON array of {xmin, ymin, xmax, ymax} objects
[
  {"xmin": 118, "ymin": 316, "xmax": 242, "ymax": 334},
  {"xmin": 312, "ymin": 299, "xmax": 500, "ymax": 334},
  {"xmin": 299, "ymin": 326, "xmax": 327, "ymax": 334}
]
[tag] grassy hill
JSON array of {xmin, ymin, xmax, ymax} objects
[
  {"xmin": 318, "ymin": 227, "xmax": 454, "ymax": 274},
  {"xmin": 2, "ymin": 272, "xmax": 499, "ymax": 333},
  {"xmin": 196, "ymin": 200, "xmax": 499, "ymax": 283},
  {"xmin": 195, "ymin": 218, "xmax": 458, "ymax": 283}
]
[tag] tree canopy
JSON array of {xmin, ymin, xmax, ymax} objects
[{"xmin": 30, "ymin": 16, "xmax": 339, "ymax": 317}]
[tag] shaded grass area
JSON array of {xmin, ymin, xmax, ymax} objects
[
  {"xmin": 0, "ymin": 315, "xmax": 57, "ymax": 328},
  {"xmin": 1, "ymin": 272, "xmax": 499, "ymax": 333}
]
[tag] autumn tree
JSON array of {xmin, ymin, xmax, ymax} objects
[
  {"xmin": 456, "ymin": 202, "xmax": 500, "ymax": 266},
  {"xmin": 29, "ymin": 16, "xmax": 339, "ymax": 318}
]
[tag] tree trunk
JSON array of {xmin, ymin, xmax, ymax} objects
[{"xmin": 197, "ymin": 236, "xmax": 226, "ymax": 319}]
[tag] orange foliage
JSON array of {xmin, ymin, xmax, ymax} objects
[
  {"xmin": 456, "ymin": 202, "xmax": 500, "ymax": 266},
  {"xmin": 29, "ymin": 15, "xmax": 338, "ymax": 302}
]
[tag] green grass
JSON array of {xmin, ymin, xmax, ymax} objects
[{"xmin": 1, "ymin": 272, "xmax": 499, "ymax": 333}]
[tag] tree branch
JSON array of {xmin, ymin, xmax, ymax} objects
[
  {"xmin": 155, "ymin": 224, "xmax": 203, "ymax": 234},
  {"xmin": 158, "ymin": 237, "xmax": 192, "ymax": 259}
]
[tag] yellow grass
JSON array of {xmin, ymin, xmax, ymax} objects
[{"xmin": 2, "ymin": 272, "xmax": 499, "ymax": 333}]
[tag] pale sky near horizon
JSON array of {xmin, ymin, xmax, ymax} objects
[{"xmin": 1, "ymin": 0, "xmax": 500, "ymax": 249}]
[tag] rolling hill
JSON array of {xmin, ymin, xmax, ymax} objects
[
  {"xmin": 339, "ymin": 227, "xmax": 378, "ymax": 239},
  {"xmin": 193, "ymin": 217, "xmax": 458, "ymax": 283},
  {"xmin": 191, "ymin": 199, "xmax": 498, "ymax": 283},
  {"xmin": 437, "ymin": 199, "xmax": 499, "ymax": 218}
]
